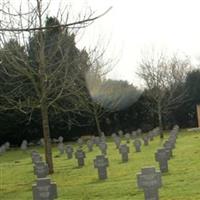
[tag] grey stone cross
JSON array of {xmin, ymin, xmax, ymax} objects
[
  {"xmin": 119, "ymin": 144, "xmax": 130, "ymax": 162},
  {"xmin": 99, "ymin": 142, "xmax": 107, "ymax": 155},
  {"xmin": 21, "ymin": 140, "xmax": 28, "ymax": 151},
  {"xmin": 131, "ymin": 131, "xmax": 137, "ymax": 139},
  {"xmin": 137, "ymin": 167, "xmax": 162, "ymax": 200},
  {"xmin": 31, "ymin": 151, "xmax": 42, "ymax": 164},
  {"xmin": 32, "ymin": 177, "xmax": 57, "ymax": 200},
  {"xmin": 75, "ymin": 149, "xmax": 86, "ymax": 167},
  {"xmin": 155, "ymin": 148, "xmax": 170, "ymax": 173},
  {"xmin": 118, "ymin": 130, "xmax": 123, "ymax": 137},
  {"xmin": 87, "ymin": 140, "xmax": 93, "ymax": 152},
  {"xmin": 58, "ymin": 136, "xmax": 64, "ymax": 143},
  {"xmin": 114, "ymin": 137, "xmax": 121, "ymax": 149},
  {"xmin": 94, "ymin": 155, "xmax": 109, "ymax": 180},
  {"xmin": 34, "ymin": 161, "xmax": 49, "ymax": 178},
  {"xmin": 134, "ymin": 139, "xmax": 142, "ymax": 152},
  {"xmin": 143, "ymin": 135, "xmax": 149, "ymax": 146},
  {"xmin": 66, "ymin": 145, "xmax": 73, "ymax": 159},
  {"xmin": 125, "ymin": 133, "xmax": 131, "ymax": 143},
  {"xmin": 57, "ymin": 142, "xmax": 64, "ymax": 154},
  {"xmin": 77, "ymin": 138, "xmax": 84, "ymax": 148}
]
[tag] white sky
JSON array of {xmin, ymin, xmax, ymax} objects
[
  {"xmin": 68, "ymin": 0, "xmax": 200, "ymax": 85},
  {"xmin": 10, "ymin": 0, "xmax": 200, "ymax": 85}
]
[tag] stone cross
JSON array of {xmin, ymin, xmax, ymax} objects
[
  {"xmin": 20, "ymin": 140, "xmax": 28, "ymax": 151},
  {"xmin": 148, "ymin": 131, "xmax": 154, "ymax": 141},
  {"xmin": 87, "ymin": 140, "xmax": 93, "ymax": 152},
  {"xmin": 34, "ymin": 162, "xmax": 49, "ymax": 178},
  {"xmin": 39, "ymin": 138, "xmax": 45, "ymax": 147},
  {"xmin": 77, "ymin": 138, "xmax": 84, "ymax": 148},
  {"xmin": 0, "ymin": 146, "xmax": 3, "ymax": 155},
  {"xmin": 143, "ymin": 135, "xmax": 149, "ymax": 146},
  {"xmin": 91, "ymin": 136, "xmax": 96, "ymax": 144},
  {"xmin": 66, "ymin": 145, "xmax": 73, "ymax": 159},
  {"xmin": 5, "ymin": 142, "xmax": 10, "ymax": 150},
  {"xmin": 118, "ymin": 130, "xmax": 123, "ymax": 137},
  {"xmin": 164, "ymin": 140, "xmax": 175, "ymax": 149},
  {"xmin": 32, "ymin": 177, "xmax": 57, "ymax": 200},
  {"xmin": 111, "ymin": 133, "xmax": 117, "ymax": 138},
  {"xmin": 119, "ymin": 144, "xmax": 130, "ymax": 162},
  {"xmin": 169, "ymin": 135, "xmax": 176, "ymax": 145},
  {"xmin": 137, "ymin": 167, "xmax": 162, "ymax": 200},
  {"xmin": 94, "ymin": 137, "xmax": 100, "ymax": 146},
  {"xmin": 100, "ymin": 135, "xmax": 106, "ymax": 143},
  {"xmin": 31, "ymin": 151, "xmax": 42, "ymax": 164},
  {"xmin": 131, "ymin": 131, "xmax": 137, "ymax": 139},
  {"xmin": 155, "ymin": 148, "xmax": 170, "ymax": 173},
  {"xmin": 125, "ymin": 133, "xmax": 131, "ymax": 143},
  {"xmin": 134, "ymin": 139, "xmax": 142, "ymax": 152},
  {"xmin": 99, "ymin": 142, "xmax": 107, "ymax": 155},
  {"xmin": 152, "ymin": 127, "xmax": 160, "ymax": 137},
  {"xmin": 75, "ymin": 149, "xmax": 86, "ymax": 167},
  {"xmin": 94, "ymin": 155, "xmax": 109, "ymax": 180},
  {"xmin": 101, "ymin": 131, "xmax": 105, "ymax": 138},
  {"xmin": 114, "ymin": 137, "xmax": 121, "ymax": 149},
  {"xmin": 57, "ymin": 142, "xmax": 64, "ymax": 154},
  {"xmin": 136, "ymin": 129, "xmax": 142, "ymax": 136},
  {"xmin": 163, "ymin": 142, "xmax": 173, "ymax": 158},
  {"xmin": 58, "ymin": 136, "xmax": 64, "ymax": 143},
  {"xmin": 0, "ymin": 145, "xmax": 6, "ymax": 155}
]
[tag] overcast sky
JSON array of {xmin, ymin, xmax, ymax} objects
[
  {"xmin": 67, "ymin": 0, "xmax": 200, "ymax": 85},
  {"xmin": 10, "ymin": 0, "xmax": 200, "ymax": 85}
]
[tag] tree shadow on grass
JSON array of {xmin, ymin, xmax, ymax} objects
[
  {"xmin": 162, "ymin": 172, "xmax": 171, "ymax": 176},
  {"xmin": 72, "ymin": 166, "xmax": 84, "ymax": 170},
  {"xmin": 88, "ymin": 179, "xmax": 107, "ymax": 185}
]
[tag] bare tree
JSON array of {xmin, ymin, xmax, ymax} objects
[
  {"xmin": 137, "ymin": 50, "xmax": 191, "ymax": 138},
  {"xmin": 0, "ymin": 0, "xmax": 111, "ymax": 173}
]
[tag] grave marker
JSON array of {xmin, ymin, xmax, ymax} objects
[
  {"xmin": 75, "ymin": 149, "xmax": 86, "ymax": 167},
  {"xmin": 125, "ymin": 133, "xmax": 131, "ymax": 143},
  {"xmin": 66, "ymin": 145, "xmax": 73, "ymax": 159},
  {"xmin": 119, "ymin": 144, "xmax": 130, "ymax": 162},
  {"xmin": 143, "ymin": 135, "xmax": 149, "ymax": 146},
  {"xmin": 114, "ymin": 137, "xmax": 121, "ymax": 149},
  {"xmin": 94, "ymin": 155, "xmax": 109, "ymax": 180},
  {"xmin": 134, "ymin": 139, "xmax": 142, "ymax": 152},
  {"xmin": 21, "ymin": 140, "xmax": 28, "ymax": 151},
  {"xmin": 155, "ymin": 148, "xmax": 170, "ymax": 173},
  {"xmin": 137, "ymin": 167, "xmax": 162, "ymax": 200},
  {"xmin": 32, "ymin": 177, "xmax": 57, "ymax": 200},
  {"xmin": 57, "ymin": 143, "xmax": 64, "ymax": 154},
  {"xmin": 87, "ymin": 140, "xmax": 93, "ymax": 152},
  {"xmin": 99, "ymin": 142, "xmax": 107, "ymax": 155},
  {"xmin": 34, "ymin": 162, "xmax": 49, "ymax": 178}
]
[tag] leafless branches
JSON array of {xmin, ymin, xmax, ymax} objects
[{"xmin": 138, "ymin": 50, "xmax": 192, "ymax": 132}]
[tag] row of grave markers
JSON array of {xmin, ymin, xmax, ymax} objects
[
  {"xmin": 4, "ymin": 125, "xmax": 177, "ymax": 199},
  {"xmin": 31, "ymin": 151, "xmax": 58, "ymax": 200},
  {"xmin": 137, "ymin": 125, "xmax": 179, "ymax": 200},
  {"xmin": 28, "ymin": 127, "xmax": 159, "ymax": 199},
  {"xmin": 56, "ymin": 127, "xmax": 161, "ymax": 169}
]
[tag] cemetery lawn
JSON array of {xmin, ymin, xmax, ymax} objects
[{"xmin": 0, "ymin": 130, "xmax": 200, "ymax": 200}]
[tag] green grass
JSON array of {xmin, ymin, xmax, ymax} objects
[{"xmin": 0, "ymin": 131, "xmax": 200, "ymax": 200}]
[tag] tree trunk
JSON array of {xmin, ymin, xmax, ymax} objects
[
  {"xmin": 158, "ymin": 102, "xmax": 164, "ymax": 139},
  {"xmin": 37, "ymin": 0, "xmax": 54, "ymax": 174},
  {"xmin": 94, "ymin": 114, "xmax": 102, "ymax": 137},
  {"xmin": 196, "ymin": 104, "xmax": 200, "ymax": 127},
  {"xmin": 41, "ymin": 104, "xmax": 54, "ymax": 174}
]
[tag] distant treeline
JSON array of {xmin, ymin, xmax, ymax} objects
[
  {"xmin": 0, "ymin": 69, "xmax": 199, "ymax": 145},
  {"xmin": 0, "ymin": 16, "xmax": 199, "ymax": 145}
]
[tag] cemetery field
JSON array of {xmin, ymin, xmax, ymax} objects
[{"xmin": 0, "ymin": 130, "xmax": 200, "ymax": 200}]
